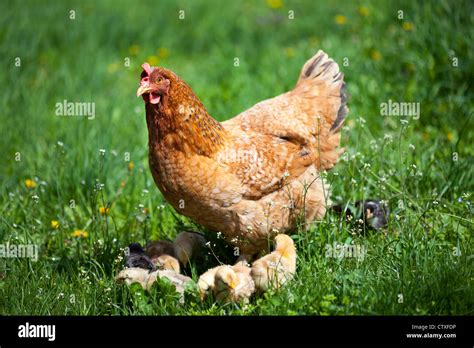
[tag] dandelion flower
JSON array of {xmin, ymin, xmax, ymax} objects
[
  {"xmin": 370, "ymin": 49, "xmax": 381, "ymax": 61},
  {"xmin": 99, "ymin": 206, "xmax": 109, "ymax": 215},
  {"xmin": 284, "ymin": 47, "xmax": 295, "ymax": 57},
  {"xmin": 128, "ymin": 161, "xmax": 135, "ymax": 171},
  {"xmin": 358, "ymin": 6, "xmax": 369, "ymax": 17},
  {"xmin": 128, "ymin": 44, "xmax": 140, "ymax": 55},
  {"xmin": 335, "ymin": 15, "xmax": 347, "ymax": 25},
  {"xmin": 402, "ymin": 22, "xmax": 414, "ymax": 31},
  {"xmin": 146, "ymin": 55, "xmax": 159, "ymax": 66},
  {"xmin": 107, "ymin": 62, "xmax": 120, "ymax": 74},
  {"xmin": 266, "ymin": 0, "xmax": 283, "ymax": 9},
  {"xmin": 157, "ymin": 47, "xmax": 170, "ymax": 59},
  {"xmin": 72, "ymin": 230, "xmax": 89, "ymax": 238},
  {"xmin": 51, "ymin": 220, "xmax": 60, "ymax": 229},
  {"xmin": 447, "ymin": 132, "xmax": 453, "ymax": 141},
  {"xmin": 25, "ymin": 179, "xmax": 37, "ymax": 189}
]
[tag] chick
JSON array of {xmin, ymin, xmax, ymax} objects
[
  {"xmin": 116, "ymin": 267, "xmax": 193, "ymax": 302},
  {"xmin": 173, "ymin": 231, "xmax": 207, "ymax": 267},
  {"xmin": 155, "ymin": 254, "xmax": 180, "ymax": 273},
  {"xmin": 145, "ymin": 240, "xmax": 175, "ymax": 260},
  {"xmin": 356, "ymin": 200, "xmax": 389, "ymax": 230},
  {"xmin": 116, "ymin": 267, "xmax": 151, "ymax": 289},
  {"xmin": 197, "ymin": 265, "xmax": 221, "ymax": 300},
  {"xmin": 146, "ymin": 269, "xmax": 193, "ymax": 299},
  {"xmin": 214, "ymin": 263, "xmax": 255, "ymax": 304},
  {"xmin": 251, "ymin": 234, "xmax": 296, "ymax": 292},
  {"xmin": 125, "ymin": 243, "xmax": 156, "ymax": 271},
  {"xmin": 197, "ymin": 262, "xmax": 255, "ymax": 303},
  {"xmin": 332, "ymin": 200, "xmax": 390, "ymax": 230}
]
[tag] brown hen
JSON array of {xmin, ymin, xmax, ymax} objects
[{"xmin": 137, "ymin": 50, "xmax": 348, "ymax": 257}]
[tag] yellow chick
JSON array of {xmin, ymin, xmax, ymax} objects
[
  {"xmin": 116, "ymin": 267, "xmax": 193, "ymax": 302},
  {"xmin": 155, "ymin": 254, "xmax": 180, "ymax": 273},
  {"xmin": 173, "ymin": 231, "xmax": 207, "ymax": 266},
  {"xmin": 198, "ymin": 262, "xmax": 255, "ymax": 303},
  {"xmin": 214, "ymin": 263, "xmax": 255, "ymax": 304},
  {"xmin": 116, "ymin": 267, "xmax": 150, "ymax": 289},
  {"xmin": 250, "ymin": 234, "xmax": 296, "ymax": 292},
  {"xmin": 197, "ymin": 265, "xmax": 221, "ymax": 300}
]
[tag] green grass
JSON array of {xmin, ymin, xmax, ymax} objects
[{"xmin": 0, "ymin": 0, "xmax": 473, "ymax": 315}]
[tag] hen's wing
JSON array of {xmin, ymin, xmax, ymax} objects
[{"xmin": 221, "ymin": 50, "xmax": 348, "ymax": 199}]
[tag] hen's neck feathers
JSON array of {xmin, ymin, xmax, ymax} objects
[{"xmin": 146, "ymin": 74, "xmax": 227, "ymax": 157}]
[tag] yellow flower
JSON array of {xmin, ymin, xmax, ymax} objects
[
  {"xmin": 405, "ymin": 62, "xmax": 416, "ymax": 72},
  {"xmin": 72, "ymin": 230, "xmax": 89, "ymax": 238},
  {"xmin": 402, "ymin": 22, "xmax": 414, "ymax": 31},
  {"xmin": 99, "ymin": 206, "xmax": 109, "ymax": 215},
  {"xmin": 25, "ymin": 179, "xmax": 37, "ymax": 189},
  {"xmin": 335, "ymin": 15, "xmax": 347, "ymax": 25},
  {"xmin": 107, "ymin": 62, "xmax": 120, "ymax": 74},
  {"xmin": 437, "ymin": 103, "xmax": 448, "ymax": 113},
  {"xmin": 266, "ymin": 0, "xmax": 283, "ymax": 9},
  {"xmin": 128, "ymin": 161, "xmax": 135, "ymax": 171},
  {"xmin": 284, "ymin": 47, "xmax": 295, "ymax": 57},
  {"xmin": 146, "ymin": 55, "xmax": 159, "ymax": 66},
  {"xmin": 358, "ymin": 6, "xmax": 369, "ymax": 17},
  {"xmin": 128, "ymin": 44, "xmax": 140, "ymax": 55},
  {"xmin": 157, "ymin": 47, "xmax": 170, "ymax": 59},
  {"xmin": 447, "ymin": 132, "xmax": 454, "ymax": 141},
  {"xmin": 51, "ymin": 220, "xmax": 60, "ymax": 229},
  {"xmin": 370, "ymin": 49, "xmax": 381, "ymax": 61}
]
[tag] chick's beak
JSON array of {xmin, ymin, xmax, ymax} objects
[
  {"xmin": 228, "ymin": 279, "xmax": 237, "ymax": 289},
  {"xmin": 136, "ymin": 85, "xmax": 152, "ymax": 97}
]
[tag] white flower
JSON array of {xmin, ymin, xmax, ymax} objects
[{"xmin": 384, "ymin": 134, "xmax": 393, "ymax": 143}]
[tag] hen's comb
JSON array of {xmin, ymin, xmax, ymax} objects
[{"xmin": 141, "ymin": 62, "xmax": 153, "ymax": 75}]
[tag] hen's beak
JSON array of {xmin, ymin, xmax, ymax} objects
[{"xmin": 136, "ymin": 85, "xmax": 152, "ymax": 97}]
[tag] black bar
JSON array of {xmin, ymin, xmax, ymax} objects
[{"xmin": 0, "ymin": 316, "xmax": 472, "ymax": 346}]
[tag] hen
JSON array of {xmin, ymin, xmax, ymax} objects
[{"xmin": 137, "ymin": 50, "xmax": 347, "ymax": 258}]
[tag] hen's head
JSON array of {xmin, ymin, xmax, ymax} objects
[{"xmin": 136, "ymin": 63, "xmax": 171, "ymax": 105}]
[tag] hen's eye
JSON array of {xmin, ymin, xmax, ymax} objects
[{"xmin": 157, "ymin": 77, "xmax": 163, "ymax": 82}]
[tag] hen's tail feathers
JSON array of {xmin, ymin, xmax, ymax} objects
[{"xmin": 297, "ymin": 50, "xmax": 348, "ymax": 133}]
